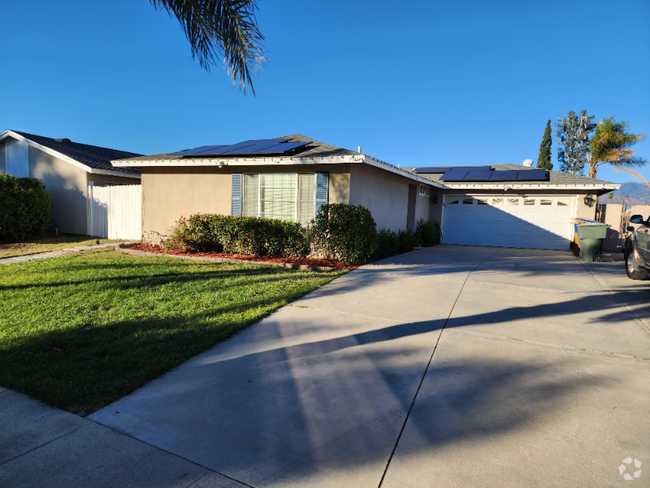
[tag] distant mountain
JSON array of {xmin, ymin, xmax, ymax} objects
[{"xmin": 599, "ymin": 182, "xmax": 650, "ymax": 205}]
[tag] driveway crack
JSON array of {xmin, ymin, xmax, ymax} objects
[{"xmin": 377, "ymin": 248, "xmax": 502, "ymax": 487}]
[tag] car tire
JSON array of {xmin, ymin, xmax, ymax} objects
[{"xmin": 625, "ymin": 250, "xmax": 648, "ymax": 280}]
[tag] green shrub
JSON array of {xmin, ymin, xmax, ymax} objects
[
  {"xmin": 311, "ymin": 204, "xmax": 377, "ymax": 265},
  {"xmin": 416, "ymin": 218, "xmax": 442, "ymax": 246},
  {"xmin": 0, "ymin": 175, "xmax": 51, "ymax": 242},
  {"xmin": 164, "ymin": 214, "xmax": 309, "ymax": 258},
  {"xmin": 371, "ymin": 222, "xmax": 440, "ymax": 261}
]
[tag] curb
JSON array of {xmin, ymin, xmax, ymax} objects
[{"xmin": 115, "ymin": 244, "xmax": 341, "ymax": 272}]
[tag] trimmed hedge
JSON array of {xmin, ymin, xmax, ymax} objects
[
  {"xmin": 311, "ymin": 203, "xmax": 377, "ymax": 265},
  {"xmin": 372, "ymin": 219, "xmax": 442, "ymax": 261},
  {"xmin": 164, "ymin": 214, "xmax": 310, "ymax": 258},
  {"xmin": 0, "ymin": 174, "xmax": 51, "ymax": 241},
  {"xmin": 163, "ymin": 207, "xmax": 442, "ymax": 266}
]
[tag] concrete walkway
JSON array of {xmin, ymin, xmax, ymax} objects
[
  {"xmin": 0, "ymin": 242, "xmax": 121, "ymax": 265},
  {"xmin": 1, "ymin": 245, "xmax": 649, "ymax": 487}
]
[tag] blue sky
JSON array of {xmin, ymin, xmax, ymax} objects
[{"xmin": 1, "ymin": 0, "xmax": 648, "ymax": 184}]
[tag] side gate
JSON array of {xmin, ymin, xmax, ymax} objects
[{"xmin": 87, "ymin": 184, "xmax": 142, "ymax": 240}]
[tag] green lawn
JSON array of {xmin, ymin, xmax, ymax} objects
[
  {"xmin": 0, "ymin": 250, "xmax": 342, "ymax": 413},
  {"xmin": 0, "ymin": 234, "xmax": 121, "ymax": 258}
]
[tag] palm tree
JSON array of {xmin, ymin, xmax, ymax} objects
[
  {"xmin": 588, "ymin": 118, "xmax": 646, "ymax": 178},
  {"xmin": 150, "ymin": 0, "xmax": 266, "ymax": 94}
]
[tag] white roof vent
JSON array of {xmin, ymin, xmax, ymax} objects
[{"xmin": 522, "ymin": 159, "xmax": 534, "ymax": 167}]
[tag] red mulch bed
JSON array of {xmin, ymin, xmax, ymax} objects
[{"xmin": 126, "ymin": 244, "xmax": 358, "ymax": 270}]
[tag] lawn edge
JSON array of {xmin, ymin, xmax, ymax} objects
[{"xmin": 116, "ymin": 243, "xmax": 342, "ymax": 272}]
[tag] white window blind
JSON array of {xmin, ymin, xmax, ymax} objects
[
  {"xmin": 297, "ymin": 174, "xmax": 315, "ymax": 224},
  {"xmin": 260, "ymin": 174, "xmax": 296, "ymax": 221},
  {"xmin": 241, "ymin": 173, "xmax": 324, "ymax": 224}
]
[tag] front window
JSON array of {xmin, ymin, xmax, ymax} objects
[{"xmin": 242, "ymin": 173, "xmax": 319, "ymax": 225}]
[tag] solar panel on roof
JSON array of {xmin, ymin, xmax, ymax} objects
[
  {"xmin": 489, "ymin": 170, "xmax": 519, "ymax": 181},
  {"xmin": 252, "ymin": 141, "xmax": 310, "ymax": 154},
  {"xmin": 414, "ymin": 165, "xmax": 491, "ymax": 173},
  {"xmin": 172, "ymin": 145, "xmax": 229, "ymax": 156},
  {"xmin": 439, "ymin": 171, "xmax": 469, "ymax": 181},
  {"xmin": 174, "ymin": 138, "xmax": 307, "ymax": 157},
  {"xmin": 516, "ymin": 169, "xmax": 548, "ymax": 181},
  {"xmin": 463, "ymin": 171, "xmax": 492, "ymax": 181},
  {"xmin": 413, "ymin": 166, "xmax": 453, "ymax": 173},
  {"xmin": 226, "ymin": 142, "xmax": 283, "ymax": 154}
]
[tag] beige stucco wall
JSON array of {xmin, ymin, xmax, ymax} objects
[
  {"xmin": 348, "ymin": 164, "xmax": 437, "ymax": 232},
  {"xmin": 576, "ymin": 194, "xmax": 598, "ymax": 220},
  {"xmin": 141, "ymin": 164, "xmax": 352, "ymax": 236},
  {"xmin": 28, "ymin": 146, "xmax": 89, "ymax": 234},
  {"xmin": 413, "ymin": 185, "xmax": 432, "ymax": 226}
]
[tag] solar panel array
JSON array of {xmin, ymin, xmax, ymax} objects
[
  {"xmin": 438, "ymin": 168, "xmax": 548, "ymax": 182},
  {"xmin": 172, "ymin": 139, "xmax": 310, "ymax": 157},
  {"xmin": 413, "ymin": 166, "xmax": 491, "ymax": 173}
]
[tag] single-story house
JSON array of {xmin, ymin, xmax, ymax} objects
[
  {"xmin": 0, "ymin": 130, "xmax": 141, "ymax": 235},
  {"xmin": 111, "ymin": 135, "xmax": 619, "ymax": 251}
]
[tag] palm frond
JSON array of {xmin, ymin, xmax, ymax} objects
[
  {"xmin": 150, "ymin": 0, "xmax": 266, "ymax": 94},
  {"xmin": 612, "ymin": 167, "xmax": 650, "ymax": 188}
]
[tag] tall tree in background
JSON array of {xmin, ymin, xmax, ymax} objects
[
  {"xmin": 588, "ymin": 118, "xmax": 646, "ymax": 178},
  {"xmin": 555, "ymin": 110, "xmax": 596, "ymax": 175},
  {"xmin": 150, "ymin": 0, "xmax": 266, "ymax": 94},
  {"xmin": 537, "ymin": 120, "xmax": 553, "ymax": 170}
]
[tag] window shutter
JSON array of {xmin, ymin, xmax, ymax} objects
[
  {"xmin": 231, "ymin": 173, "xmax": 243, "ymax": 216},
  {"xmin": 315, "ymin": 172, "xmax": 329, "ymax": 215}
]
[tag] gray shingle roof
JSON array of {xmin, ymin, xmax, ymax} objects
[
  {"xmin": 113, "ymin": 134, "xmax": 357, "ymax": 162},
  {"xmin": 406, "ymin": 164, "xmax": 615, "ymax": 187},
  {"xmin": 15, "ymin": 131, "xmax": 141, "ymax": 176}
]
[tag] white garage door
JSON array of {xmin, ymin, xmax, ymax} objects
[{"xmin": 442, "ymin": 195, "xmax": 576, "ymax": 250}]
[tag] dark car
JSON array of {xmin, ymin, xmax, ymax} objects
[{"xmin": 624, "ymin": 214, "xmax": 650, "ymax": 280}]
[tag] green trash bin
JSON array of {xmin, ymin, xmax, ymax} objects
[{"xmin": 576, "ymin": 222, "xmax": 610, "ymax": 261}]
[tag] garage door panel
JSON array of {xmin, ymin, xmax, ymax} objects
[{"xmin": 442, "ymin": 195, "xmax": 575, "ymax": 251}]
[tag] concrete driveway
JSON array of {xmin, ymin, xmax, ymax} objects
[{"xmin": 3, "ymin": 245, "xmax": 649, "ymax": 487}]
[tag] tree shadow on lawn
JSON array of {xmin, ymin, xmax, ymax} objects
[{"xmin": 0, "ymin": 261, "xmax": 340, "ymax": 414}]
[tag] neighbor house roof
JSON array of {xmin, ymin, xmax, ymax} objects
[
  {"xmin": 111, "ymin": 134, "xmax": 442, "ymax": 187},
  {"xmin": 1, "ymin": 130, "xmax": 141, "ymax": 178},
  {"xmin": 407, "ymin": 164, "xmax": 619, "ymax": 195}
]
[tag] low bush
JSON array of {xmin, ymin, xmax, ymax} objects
[
  {"xmin": 416, "ymin": 218, "xmax": 442, "ymax": 247},
  {"xmin": 311, "ymin": 204, "xmax": 377, "ymax": 265},
  {"xmin": 164, "ymin": 214, "xmax": 309, "ymax": 258},
  {"xmin": 0, "ymin": 175, "xmax": 51, "ymax": 241},
  {"xmin": 371, "ymin": 219, "xmax": 441, "ymax": 261}
]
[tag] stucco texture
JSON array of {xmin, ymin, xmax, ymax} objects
[{"xmin": 349, "ymin": 164, "xmax": 434, "ymax": 232}]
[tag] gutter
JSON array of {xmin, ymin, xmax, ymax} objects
[{"xmin": 111, "ymin": 154, "xmax": 445, "ymax": 188}]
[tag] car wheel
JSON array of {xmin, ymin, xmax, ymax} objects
[{"xmin": 625, "ymin": 251, "xmax": 648, "ymax": 280}]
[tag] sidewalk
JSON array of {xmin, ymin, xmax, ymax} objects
[{"xmin": 0, "ymin": 243, "xmax": 123, "ymax": 265}]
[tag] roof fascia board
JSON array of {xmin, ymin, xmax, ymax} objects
[
  {"xmin": 439, "ymin": 183, "xmax": 620, "ymax": 191},
  {"xmin": 112, "ymin": 154, "xmax": 445, "ymax": 188},
  {"xmin": 358, "ymin": 155, "xmax": 445, "ymax": 187}
]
